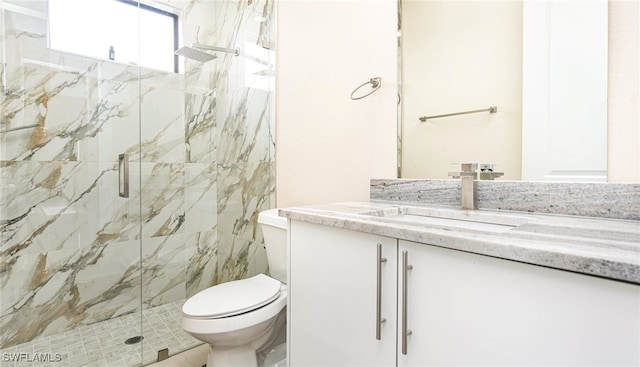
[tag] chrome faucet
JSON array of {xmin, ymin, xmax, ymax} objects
[
  {"xmin": 448, "ymin": 163, "xmax": 478, "ymax": 210},
  {"xmin": 449, "ymin": 163, "xmax": 504, "ymax": 209}
]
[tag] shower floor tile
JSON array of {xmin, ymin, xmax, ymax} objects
[{"xmin": 0, "ymin": 300, "xmax": 202, "ymax": 367}]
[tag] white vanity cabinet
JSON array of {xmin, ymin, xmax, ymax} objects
[
  {"xmin": 289, "ymin": 221, "xmax": 640, "ymax": 366},
  {"xmin": 398, "ymin": 240, "xmax": 640, "ymax": 366},
  {"xmin": 288, "ymin": 220, "xmax": 398, "ymax": 366}
]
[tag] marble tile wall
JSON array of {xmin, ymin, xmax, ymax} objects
[{"xmin": 0, "ymin": 0, "xmax": 275, "ymax": 349}]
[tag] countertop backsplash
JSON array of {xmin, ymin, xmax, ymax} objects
[{"xmin": 371, "ymin": 179, "xmax": 640, "ymax": 221}]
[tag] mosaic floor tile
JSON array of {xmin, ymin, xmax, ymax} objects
[{"xmin": 0, "ymin": 300, "xmax": 201, "ymax": 367}]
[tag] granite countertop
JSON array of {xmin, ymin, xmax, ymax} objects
[{"xmin": 280, "ymin": 200, "xmax": 640, "ymax": 285}]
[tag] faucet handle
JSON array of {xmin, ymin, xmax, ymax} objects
[
  {"xmin": 479, "ymin": 163, "xmax": 504, "ymax": 180},
  {"xmin": 479, "ymin": 163, "xmax": 494, "ymax": 171}
]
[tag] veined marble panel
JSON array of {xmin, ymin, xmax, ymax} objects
[
  {"xmin": 0, "ymin": 160, "xmax": 140, "ymax": 347},
  {"xmin": 138, "ymin": 69, "xmax": 186, "ymax": 164},
  {"xmin": 1, "ymin": 228, "xmax": 207, "ymax": 348},
  {"xmin": 72, "ymin": 238, "xmax": 143, "ymax": 324},
  {"xmin": 217, "ymin": 86, "xmax": 272, "ymax": 164},
  {"xmin": 64, "ymin": 63, "xmax": 141, "ymax": 163},
  {"xmin": 0, "ymin": 231, "xmax": 199, "ymax": 347},
  {"xmin": 184, "ymin": 90, "xmax": 216, "ymax": 164},
  {"xmin": 181, "ymin": 0, "xmax": 217, "ymax": 165},
  {"xmin": 182, "ymin": 0, "xmax": 217, "ymax": 89},
  {"xmin": 186, "ymin": 229, "xmax": 218, "ymax": 298},
  {"xmin": 184, "ymin": 163, "xmax": 217, "ymax": 234},
  {"xmin": 135, "ymin": 162, "xmax": 187, "ymax": 238},
  {"xmin": 1, "ymin": 60, "xmax": 143, "ymax": 163},
  {"xmin": 0, "ymin": 237, "xmax": 139, "ymax": 348},
  {"xmin": 141, "ymin": 233, "xmax": 193, "ymax": 308},
  {"xmin": 0, "ymin": 160, "xmax": 139, "ymax": 256},
  {"xmin": 213, "ymin": 0, "xmax": 275, "ymax": 166},
  {"xmin": 216, "ymin": 161, "xmax": 274, "ymax": 283},
  {"xmin": 0, "ymin": 158, "xmax": 218, "ymax": 346}
]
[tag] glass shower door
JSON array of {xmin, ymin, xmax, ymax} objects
[{"xmin": 0, "ymin": 1, "xmax": 144, "ymax": 366}]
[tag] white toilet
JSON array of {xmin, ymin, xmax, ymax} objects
[{"xmin": 182, "ymin": 208, "xmax": 287, "ymax": 367}]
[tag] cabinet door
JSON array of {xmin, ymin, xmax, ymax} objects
[
  {"xmin": 289, "ymin": 221, "xmax": 397, "ymax": 366},
  {"xmin": 398, "ymin": 240, "xmax": 640, "ymax": 366}
]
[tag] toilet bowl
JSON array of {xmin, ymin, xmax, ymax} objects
[{"xmin": 182, "ymin": 209, "xmax": 287, "ymax": 367}]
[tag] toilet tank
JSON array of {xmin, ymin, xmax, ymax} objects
[{"xmin": 258, "ymin": 209, "xmax": 287, "ymax": 283}]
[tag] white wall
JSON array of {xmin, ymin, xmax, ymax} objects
[
  {"xmin": 608, "ymin": 0, "xmax": 640, "ymax": 183},
  {"xmin": 276, "ymin": 0, "xmax": 398, "ymax": 207}
]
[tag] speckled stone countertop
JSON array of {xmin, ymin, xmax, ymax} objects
[{"xmin": 280, "ymin": 201, "xmax": 640, "ymax": 284}]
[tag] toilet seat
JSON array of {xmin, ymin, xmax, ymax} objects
[
  {"xmin": 182, "ymin": 284, "xmax": 287, "ymax": 336},
  {"xmin": 183, "ymin": 274, "xmax": 281, "ymax": 319}
]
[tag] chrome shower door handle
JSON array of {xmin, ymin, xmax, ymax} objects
[
  {"xmin": 376, "ymin": 243, "xmax": 388, "ymax": 340},
  {"xmin": 402, "ymin": 250, "xmax": 413, "ymax": 355},
  {"xmin": 118, "ymin": 153, "xmax": 129, "ymax": 198}
]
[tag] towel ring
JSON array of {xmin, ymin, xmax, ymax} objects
[{"xmin": 350, "ymin": 77, "xmax": 382, "ymax": 100}]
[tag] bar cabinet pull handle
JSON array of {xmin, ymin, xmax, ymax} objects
[
  {"xmin": 402, "ymin": 250, "xmax": 413, "ymax": 355},
  {"xmin": 376, "ymin": 243, "xmax": 387, "ymax": 340}
]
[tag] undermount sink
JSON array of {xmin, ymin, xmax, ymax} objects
[
  {"xmin": 388, "ymin": 213, "xmax": 516, "ymax": 233},
  {"xmin": 375, "ymin": 206, "xmax": 533, "ymax": 234}
]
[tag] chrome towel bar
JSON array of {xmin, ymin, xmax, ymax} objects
[{"xmin": 419, "ymin": 106, "xmax": 497, "ymax": 122}]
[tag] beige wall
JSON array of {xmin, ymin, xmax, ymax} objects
[
  {"xmin": 275, "ymin": 0, "xmax": 398, "ymax": 207},
  {"xmin": 400, "ymin": 1, "xmax": 523, "ymax": 180},
  {"xmin": 608, "ymin": 0, "xmax": 640, "ymax": 182},
  {"xmin": 275, "ymin": 0, "xmax": 639, "ymax": 208}
]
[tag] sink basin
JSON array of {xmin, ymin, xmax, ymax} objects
[
  {"xmin": 374, "ymin": 206, "xmax": 533, "ymax": 234},
  {"xmin": 389, "ymin": 213, "xmax": 516, "ymax": 233}
]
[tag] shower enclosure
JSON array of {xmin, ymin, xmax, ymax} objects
[{"xmin": 1, "ymin": 0, "xmax": 275, "ymax": 365}]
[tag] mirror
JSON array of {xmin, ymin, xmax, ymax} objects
[{"xmin": 398, "ymin": 0, "xmax": 608, "ymax": 182}]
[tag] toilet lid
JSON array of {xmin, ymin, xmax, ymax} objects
[{"xmin": 183, "ymin": 274, "xmax": 281, "ymax": 319}]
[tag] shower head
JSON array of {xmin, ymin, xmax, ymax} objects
[{"xmin": 175, "ymin": 46, "xmax": 218, "ymax": 63}]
